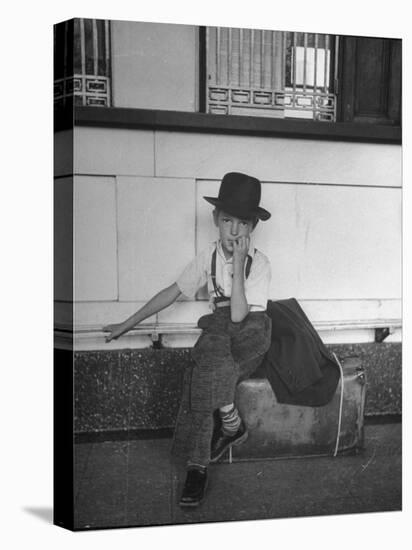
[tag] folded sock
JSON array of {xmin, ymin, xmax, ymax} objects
[{"xmin": 219, "ymin": 404, "xmax": 241, "ymax": 436}]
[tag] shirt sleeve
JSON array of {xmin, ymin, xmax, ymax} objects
[
  {"xmin": 175, "ymin": 248, "xmax": 209, "ymax": 299},
  {"xmin": 245, "ymin": 252, "xmax": 271, "ymax": 310}
]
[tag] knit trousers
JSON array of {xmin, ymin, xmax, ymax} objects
[{"xmin": 171, "ymin": 307, "xmax": 272, "ymax": 466}]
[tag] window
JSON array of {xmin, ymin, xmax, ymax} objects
[
  {"xmin": 203, "ymin": 27, "xmax": 401, "ymax": 126},
  {"xmin": 54, "ymin": 19, "xmax": 111, "ymax": 109},
  {"xmin": 205, "ymin": 28, "xmax": 338, "ymax": 121}
]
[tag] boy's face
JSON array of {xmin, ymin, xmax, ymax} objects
[{"xmin": 213, "ymin": 209, "xmax": 255, "ymax": 257}]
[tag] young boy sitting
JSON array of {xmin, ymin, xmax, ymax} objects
[{"xmin": 104, "ymin": 172, "xmax": 272, "ymax": 508}]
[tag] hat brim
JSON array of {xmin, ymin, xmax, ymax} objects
[{"xmin": 204, "ymin": 196, "xmax": 271, "ymax": 221}]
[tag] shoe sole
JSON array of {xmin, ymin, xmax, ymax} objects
[
  {"xmin": 210, "ymin": 430, "xmax": 248, "ymax": 464},
  {"xmin": 179, "ymin": 478, "xmax": 209, "ymax": 508}
]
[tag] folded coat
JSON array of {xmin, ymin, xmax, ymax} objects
[{"xmin": 259, "ymin": 298, "xmax": 341, "ymax": 407}]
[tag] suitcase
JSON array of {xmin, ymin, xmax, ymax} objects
[{"xmin": 229, "ymin": 356, "xmax": 365, "ymax": 461}]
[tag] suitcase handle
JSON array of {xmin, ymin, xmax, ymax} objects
[{"xmin": 332, "ymin": 353, "xmax": 345, "ymax": 457}]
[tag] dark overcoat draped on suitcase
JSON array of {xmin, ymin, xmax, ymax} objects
[{"xmin": 261, "ymin": 298, "xmax": 341, "ymax": 407}]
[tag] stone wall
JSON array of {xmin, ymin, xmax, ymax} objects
[{"xmin": 74, "ymin": 342, "xmax": 401, "ymax": 434}]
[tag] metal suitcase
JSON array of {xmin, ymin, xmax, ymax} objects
[{"xmin": 230, "ymin": 357, "xmax": 365, "ymax": 461}]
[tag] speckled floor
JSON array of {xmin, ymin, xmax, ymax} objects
[{"xmin": 74, "ymin": 422, "xmax": 402, "ymax": 530}]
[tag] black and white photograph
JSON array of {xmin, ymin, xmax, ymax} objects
[{"xmin": 52, "ymin": 12, "xmax": 403, "ymax": 533}]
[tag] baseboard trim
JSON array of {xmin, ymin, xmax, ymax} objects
[{"xmin": 74, "ymin": 414, "xmax": 401, "ymax": 444}]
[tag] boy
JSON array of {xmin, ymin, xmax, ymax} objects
[{"xmin": 104, "ymin": 172, "xmax": 272, "ymax": 508}]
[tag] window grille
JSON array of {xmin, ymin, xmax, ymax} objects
[
  {"xmin": 54, "ymin": 19, "xmax": 111, "ymax": 109},
  {"xmin": 206, "ymin": 28, "xmax": 338, "ymax": 121}
]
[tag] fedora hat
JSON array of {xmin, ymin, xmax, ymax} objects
[{"xmin": 203, "ymin": 172, "xmax": 271, "ymax": 221}]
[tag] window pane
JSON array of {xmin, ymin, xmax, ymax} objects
[{"xmin": 206, "ymin": 27, "xmax": 337, "ymax": 121}]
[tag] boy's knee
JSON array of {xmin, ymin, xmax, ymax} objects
[{"xmin": 192, "ymin": 333, "xmax": 232, "ymax": 366}]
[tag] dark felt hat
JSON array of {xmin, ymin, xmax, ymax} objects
[{"xmin": 203, "ymin": 172, "xmax": 271, "ymax": 221}]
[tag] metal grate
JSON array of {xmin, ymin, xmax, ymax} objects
[
  {"xmin": 54, "ymin": 18, "xmax": 111, "ymax": 109},
  {"xmin": 206, "ymin": 28, "xmax": 338, "ymax": 121}
]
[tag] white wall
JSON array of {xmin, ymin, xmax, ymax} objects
[
  {"xmin": 116, "ymin": 176, "xmax": 196, "ymax": 300},
  {"xmin": 54, "ymin": 177, "xmax": 73, "ymax": 302},
  {"xmin": 53, "ymin": 126, "xmax": 403, "ymax": 349},
  {"xmin": 111, "ymin": 21, "xmax": 198, "ymax": 112},
  {"xmin": 73, "ymin": 176, "xmax": 118, "ymax": 301},
  {"xmin": 196, "ymin": 180, "xmax": 401, "ymax": 301},
  {"xmin": 154, "ymin": 132, "xmax": 401, "ymax": 187}
]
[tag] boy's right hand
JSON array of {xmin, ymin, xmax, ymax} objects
[{"xmin": 102, "ymin": 323, "xmax": 125, "ymax": 343}]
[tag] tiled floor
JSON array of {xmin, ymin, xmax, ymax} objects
[{"xmin": 74, "ymin": 422, "xmax": 402, "ymax": 530}]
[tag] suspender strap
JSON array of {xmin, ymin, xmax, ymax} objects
[
  {"xmin": 211, "ymin": 248, "xmax": 225, "ymax": 298},
  {"xmin": 211, "ymin": 246, "xmax": 255, "ymax": 300},
  {"xmin": 245, "ymin": 253, "xmax": 253, "ymax": 279}
]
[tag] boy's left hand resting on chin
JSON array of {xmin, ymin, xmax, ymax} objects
[{"xmin": 232, "ymin": 236, "xmax": 250, "ymax": 266}]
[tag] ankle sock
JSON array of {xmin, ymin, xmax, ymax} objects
[{"xmin": 219, "ymin": 404, "xmax": 241, "ymax": 435}]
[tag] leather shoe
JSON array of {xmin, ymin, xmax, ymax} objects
[
  {"xmin": 210, "ymin": 421, "xmax": 248, "ymax": 463},
  {"xmin": 179, "ymin": 467, "xmax": 208, "ymax": 507}
]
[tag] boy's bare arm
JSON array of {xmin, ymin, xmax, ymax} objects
[
  {"xmin": 231, "ymin": 236, "xmax": 250, "ymax": 323},
  {"xmin": 103, "ymin": 283, "xmax": 182, "ymax": 342}
]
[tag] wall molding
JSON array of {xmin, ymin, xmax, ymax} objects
[
  {"xmin": 55, "ymin": 298, "xmax": 402, "ymax": 350},
  {"xmin": 54, "ymin": 106, "xmax": 401, "ymax": 144},
  {"xmin": 54, "ymin": 318, "xmax": 402, "ymax": 351}
]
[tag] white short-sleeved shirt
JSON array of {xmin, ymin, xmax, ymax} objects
[{"xmin": 176, "ymin": 240, "xmax": 271, "ymax": 312}]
